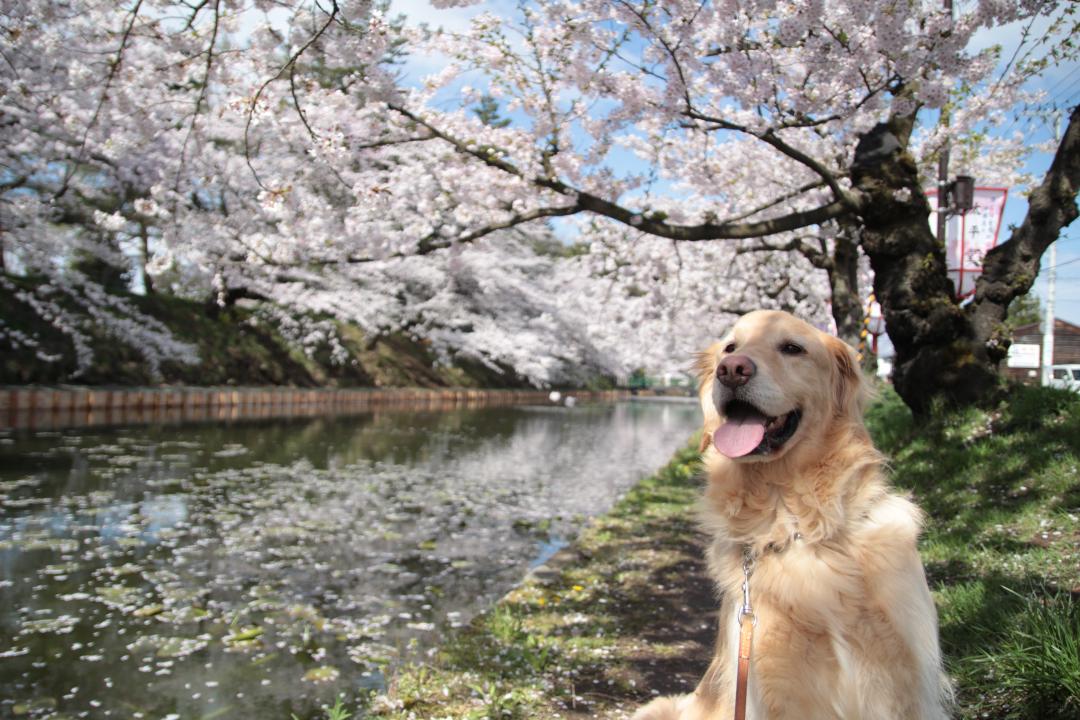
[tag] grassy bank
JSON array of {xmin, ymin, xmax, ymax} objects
[
  {"xmin": 0, "ymin": 275, "xmax": 531, "ymax": 388},
  {"xmin": 867, "ymin": 386, "xmax": 1080, "ymax": 719},
  {"xmin": 321, "ymin": 385, "xmax": 1080, "ymax": 720}
]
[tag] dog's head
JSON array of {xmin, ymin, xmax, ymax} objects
[{"xmin": 694, "ymin": 310, "xmax": 864, "ymax": 464}]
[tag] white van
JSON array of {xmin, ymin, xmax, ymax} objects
[{"xmin": 1050, "ymin": 365, "xmax": 1080, "ymax": 392}]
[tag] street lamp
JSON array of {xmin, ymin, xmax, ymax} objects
[
  {"xmin": 935, "ymin": 174, "xmax": 975, "ymax": 243},
  {"xmin": 948, "ymin": 175, "xmax": 975, "ymax": 213}
]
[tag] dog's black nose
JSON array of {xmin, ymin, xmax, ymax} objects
[{"xmin": 717, "ymin": 354, "xmax": 756, "ymax": 387}]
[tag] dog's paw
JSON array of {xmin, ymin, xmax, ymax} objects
[{"xmin": 632, "ymin": 695, "xmax": 684, "ymax": 720}]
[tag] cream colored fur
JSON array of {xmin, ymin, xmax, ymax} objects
[{"xmin": 634, "ymin": 310, "xmax": 950, "ymax": 720}]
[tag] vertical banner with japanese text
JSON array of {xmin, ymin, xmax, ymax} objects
[{"xmin": 928, "ymin": 187, "xmax": 1009, "ymax": 299}]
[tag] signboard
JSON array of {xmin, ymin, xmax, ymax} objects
[
  {"xmin": 928, "ymin": 187, "xmax": 1009, "ymax": 299},
  {"xmin": 1007, "ymin": 343, "xmax": 1041, "ymax": 369}
]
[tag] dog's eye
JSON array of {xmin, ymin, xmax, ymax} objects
[
  {"xmin": 780, "ymin": 342, "xmax": 805, "ymax": 356},
  {"xmin": 724, "ymin": 343, "xmax": 736, "ymax": 353}
]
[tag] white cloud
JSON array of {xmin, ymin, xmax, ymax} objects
[
  {"xmin": 389, "ymin": 0, "xmax": 488, "ymax": 32},
  {"xmin": 389, "ymin": 0, "xmax": 520, "ymax": 91}
]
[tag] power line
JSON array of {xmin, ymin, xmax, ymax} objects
[
  {"xmin": 993, "ymin": 66, "xmax": 1080, "ymax": 138},
  {"xmin": 1043, "ymin": 254, "xmax": 1080, "ymax": 272},
  {"xmin": 1045, "ymin": 63, "xmax": 1080, "ymax": 97}
]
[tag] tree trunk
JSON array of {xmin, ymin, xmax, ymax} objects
[
  {"xmin": 827, "ymin": 228, "xmax": 866, "ymax": 349},
  {"xmin": 139, "ymin": 224, "xmax": 154, "ymax": 295},
  {"xmin": 852, "ymin": 105, "xmax": 1080, "ymax": 415},
  {"xmin": 851, "ymin": 116, "xmax": 998, "ymax": 415},
  {"xmin": 968, "ymin": 105, "xmax": 1080, "ymax": 365}
]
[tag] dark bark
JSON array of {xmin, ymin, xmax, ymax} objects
[
  {"xmin": 852, "ymin": 115, "xmax": 998, "ymax": 415},
  {"xmin": 139, "ymin": 225, "xmax": 154, "ymax": 295},
  {"xmin": 827, "ymin": 228, "xmax": 866, "ymax": 349},
  {"xmin": 968, "ymin": 105, "xmax": 1080, "ymax": 364},
  {"xmin": 852, "ymin": 105, "xmax": 1080, "ymax": 415}
]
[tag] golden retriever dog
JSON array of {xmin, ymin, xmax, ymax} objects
[{"xmin": 634, "ymin": 310, "xmax": 950, "ymax": 720}]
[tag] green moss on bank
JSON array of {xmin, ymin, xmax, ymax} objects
[{"xmin": 0, "ymin": 275, "xmax": 530, "ymax": 388}]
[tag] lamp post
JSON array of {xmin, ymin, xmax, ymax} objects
[
  {"xmin": 935, "ymin": 173, "xmax": 976, "ymax": 239},
  {"xmin": 949, "ymin": 175, "xmax": 975, "ymax": 213},
  {"xmin": 937, "ymin": 174, "xmax": 978, "ymax": 300}
]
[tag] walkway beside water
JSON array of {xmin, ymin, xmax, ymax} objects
[{"xmin": 0, "ymin": 386, "xmax": 628, "ymax": 430}]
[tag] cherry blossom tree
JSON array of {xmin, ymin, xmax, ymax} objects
[
  {"xmin": 3, "ymin": 0, "xmax": 1078, "ymax": 407},
  {"xmin": 0, "ymin": 0, "xmax": 824, "ymax": 385},
  {"xmin": 392, "ymin": 0, "xmax": 1079, "ymax": 411}
]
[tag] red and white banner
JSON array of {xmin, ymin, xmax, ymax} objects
[{"xmin": 928, "ymin": 187, "xmax": 1009, "ymax": 299}]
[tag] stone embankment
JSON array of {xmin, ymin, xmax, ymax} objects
[{"xmin": 0, "ymin": 386, "xmax": 627, "ymax": 430}]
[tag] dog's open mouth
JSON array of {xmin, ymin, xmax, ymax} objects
[{"xmin": 713, "ymin": 400, "xmax": 802, "ymax": 458}]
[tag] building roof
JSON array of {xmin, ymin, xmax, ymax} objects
[
  {"xmin": 1011, "ymin": 317, "xmax": 1080, "ymax": 366},
  {"xmin": 1012, "ymin": 317, "xmax": 1080, "ymax": 338}
]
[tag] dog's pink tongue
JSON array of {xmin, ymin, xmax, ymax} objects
[{"xmin": 713, "ymin": 416, "xmax": 766, "ymax": 458}]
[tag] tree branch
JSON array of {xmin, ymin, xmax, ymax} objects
[
  {"xmin": 175, "ymin": 0, "xmax": 222, "ymax": 189},
  {"xmin": 735, "ymin": 237, "xmax": 832, "ymax": 269},
  {"xmin": 58, "ymin": 0, "xmax": 145, "ymax": 198},
  {"xmin": 724, "ymin": 179, "xmax": 831, "ymax": 224},
  {"xmin": 969, "ymin": 103, "xmax": 1080, "ymax": 361},
  {"xmin": 388, "ymin": 104, "xmax": 854, "ymax": 243},
  {"xmin": 243, "ymin": 0, "xmax": 340, "ymax": 190},
  {"xmin": 300, "ymin": 205, "xmax": 581, "ymax": 266},
  {"xmin": 568, "ymin": 189, "xmax": 851, "ymax": 241},
  {"xmin": 684, "ymin": 109, "xmax": 855, "ymax": 206}
]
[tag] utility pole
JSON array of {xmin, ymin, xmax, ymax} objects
[
  {"xmin": 1042, "ymin": 243, "xmax": 1057, "ymax": 385},
  {"xmin": 936, "ymin": 136, "xmax": 950, "ymax": 242},
  {"xmin": 936, "ymin": 0, "xmax": 954, "ymax": 244},
  {"xmin": 1041, "ymin": 111, "xmax": 1063, "ymax": 386}
]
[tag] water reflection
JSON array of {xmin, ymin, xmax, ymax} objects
[{"xmin": 0, "ymin": 401, "xmax": 700, "ymax": 718}]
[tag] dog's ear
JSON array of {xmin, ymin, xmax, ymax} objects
[
  {"xmin": 692, "ymin": 347, "xmax": 717, "ymax": 388},
  {"xmin": 692, "ymin": 345, "xmax": 721, "ymax": 454},
  {"xmin": 825, "ymin": 335, "xmax": 865, "ymax": 420}
]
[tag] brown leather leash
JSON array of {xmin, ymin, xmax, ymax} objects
[{"xmin": 734, "ymin": 546, "xmax": 757, "ymax": 720}]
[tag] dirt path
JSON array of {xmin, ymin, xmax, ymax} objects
[
  {"xmin": 625, "ymin": 544, "xmax": 718, "ymax": 702},
  {"xmin": 521, "ymin": 531, "xmax": 719, "ymax": 718}
]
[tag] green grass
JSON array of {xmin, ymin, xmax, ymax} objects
[
  {"xmin": 293, "ymin": 696, "xmax": 353, "ymax": 720},
  {"xmin": 977, "ymin": 589, "xmax": 1080, "ymax": 719},
  {"xmin": 866, "ymin": 385, "xmax": 1080, "ymax": 718}
]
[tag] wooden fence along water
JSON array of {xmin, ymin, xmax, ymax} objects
[{"xmin": 0, "ymin": 386, "xmax": 628, "ymax": 431}]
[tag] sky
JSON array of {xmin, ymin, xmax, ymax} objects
[
  {"xmin": 388, "ymin": 0, "xmax": 1080, "ymax": 331},
  {"xmin": 966, "ymin": 4, "xmax": 1080, "ymax": 327}
]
